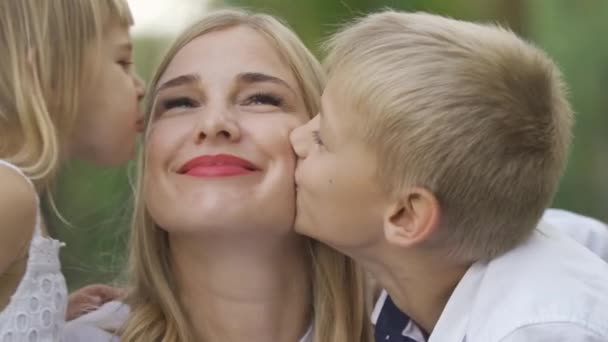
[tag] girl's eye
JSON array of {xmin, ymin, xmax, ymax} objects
[
  {"xmin": 118, "ymin": 60, "xmax": 133, "ymax": 71},
  {"xmin": 312, "ymin": 130, "xmax": 324, "ymax": 146},
  {"xmin": 162, "ymin": 97, "xmax": 198, "ymax": 110},
  {"xmin": 244, "ymin": 93, "xmax": 284, "ymax": 107}
]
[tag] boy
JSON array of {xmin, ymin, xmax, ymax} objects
[{"xmin": 290, "ymin": 10, "xmax": 608, "ymax": 341}]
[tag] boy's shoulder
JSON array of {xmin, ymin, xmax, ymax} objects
[
  {"xmin": 542, "ymin": 208, "xmax": 608, "ymax": 261},
  {"xmin": 372, "ymin": 211, "xmax": 608, "ymax": 342},
  {"xmin": 461, "ymin": 220, "xmax": 608, "ymax": 341}
]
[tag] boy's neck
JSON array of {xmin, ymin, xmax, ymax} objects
[
  {"xmin": 169, "ymin": 232, "xmax": 312, "ymax": 342},
  {"xmin": 361, "ymin": 246, "xmax": 470, "ymax": 334}
]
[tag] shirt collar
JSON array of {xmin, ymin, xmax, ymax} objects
[
  {"xmin": 372, "ymin": 290, "xmax": 428, "ymax": 341},
  {"xmin": 427, "ymin": 262, "xmax": 486, "ymax": 342},
  {"xmin": 371, "ymin": 262, "xmax": 484, "ymax": 342},
  {"xmin": 299, "ymin": 323, "xmax": 314, "ymax": 342}
]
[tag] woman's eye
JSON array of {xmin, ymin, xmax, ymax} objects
[
  {"xmin": 312, "ymin": 130, "xmax": 324, "ymax": 146},
  {"xmin": 162, "ymin": 97, "xmax": 198, "ymax": 110},
  {"xmin": 244, "ymin": 93, "xmax": 283, "ymax": 107}
]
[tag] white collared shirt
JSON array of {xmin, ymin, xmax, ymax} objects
[
  {"xmin": 542, "ymin": 208, "xmax": 608, "ymax": 261},
  {"xmin": 373, "ymin": 210, "xmax": 608, "ymax": 342}
]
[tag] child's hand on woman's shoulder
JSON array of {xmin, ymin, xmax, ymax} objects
[{"xmin": 66, "ymin": 284, "xmax": 126, "ymax": 321}]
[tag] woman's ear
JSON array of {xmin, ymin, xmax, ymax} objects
[{"xmin": 382, "ymin": 187, "xmax": 440, "ymax": 248}]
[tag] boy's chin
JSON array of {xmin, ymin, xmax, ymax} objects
[
  {"xmin": 293, "ymin": 213, "xmax": 337, "ymax": 249},
  {"xmin": 293, "ymin": 212, "xmax": 316, "ymax": 237}
]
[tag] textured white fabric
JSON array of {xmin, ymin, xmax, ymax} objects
[{"xmin": 0, "ymin": 160, "xmax": 68, "ymax": 342}]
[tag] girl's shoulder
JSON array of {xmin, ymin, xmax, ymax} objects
[{"xmin": 0, "ymin": 164, "xmax": 38, "ymax": 273}]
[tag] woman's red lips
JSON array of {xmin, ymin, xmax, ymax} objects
[{"xmin": 178, "ymin": 154, "xmax": 260, "ymax": 177}]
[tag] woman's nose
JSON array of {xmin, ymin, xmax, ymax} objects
[{"xmin": 195, "ymin": 108, "xmax": 241, "ymax": 144}]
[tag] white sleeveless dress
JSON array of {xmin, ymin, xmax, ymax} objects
[{"xmin": 0, "ymin": 160, "xmax": 68, "ymax": 342}]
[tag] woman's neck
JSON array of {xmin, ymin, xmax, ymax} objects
[{"xmin": 169, "ymin": 232, "xmax": 312, "ymax": 342}]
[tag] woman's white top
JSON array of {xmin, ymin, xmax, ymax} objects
[{"xmin": 63, "ymin": 301, "xmax": 314, "ymax": 342}]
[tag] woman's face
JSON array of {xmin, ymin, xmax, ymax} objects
[{"xmin": 144, "ymin": 26, "xmax": 310, "ymax": 237}]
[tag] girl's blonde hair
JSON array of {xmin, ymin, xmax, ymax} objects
[
  {"xmin": 121, "ymin": 9, "xmax": 372, "ymax": 342},
  {"xmin": 0, "ymin": 0, "xmax": 133, "ymax": 190}
]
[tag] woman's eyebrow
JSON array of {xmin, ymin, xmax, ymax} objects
[
  {"xmin": 155, "ymin": 73, "xmax": 201, "ymax": 94},
  {"xmin": 236, "ymin": 72, "xmax": 296, "ymax": 97}
]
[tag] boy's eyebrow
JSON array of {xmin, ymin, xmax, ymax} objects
[
  {"xmin": 236, "ymin": 72, "xmax": 296, "ymax": 97},
  {"xmin": 156, "ymin": 74, "xmax": 201, "ymax": 93}
]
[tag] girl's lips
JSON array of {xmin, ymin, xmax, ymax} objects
[{"xmin": 135, "ymin": 118, "xmax": 145, "ymax": 132}]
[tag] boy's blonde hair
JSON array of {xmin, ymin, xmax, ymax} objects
[
  {"xmin": 121, "ymin": 9, "xmax": 371, "ymax": 342},
  {"xmin": 0, "ymin": 0, "xmax": 133, "ymax": 190},
  {"xmin": 324, "ymin": 11, "xmax": 573, "ymax": 262}
]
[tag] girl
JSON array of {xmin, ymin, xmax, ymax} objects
[{"xmin": 0, "ymin": 0, "xmax": 144, "ymax": 340}]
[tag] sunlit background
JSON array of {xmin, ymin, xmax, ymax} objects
[{"xmin": 54, "ymin": 0, "xmax": 608, "ymax": 289}]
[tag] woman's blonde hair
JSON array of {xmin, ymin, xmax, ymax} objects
[
  {"xmin": 121, "ymin": 9, "xmax": 372, "ymax": 342},
  {"xmin": 0, "ymin": 0, "xmax": 133, "ymax": 190}
]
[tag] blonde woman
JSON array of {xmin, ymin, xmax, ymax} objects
[
  {"xmin": 64, "ymin": 9, "xmax": 371, "ymax": 342},
  {"xmin": 0, "ymin": 0, "xmax": 144, "ymax": 339}
]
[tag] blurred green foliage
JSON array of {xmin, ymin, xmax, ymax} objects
[{"xmin": 54, "ymin": 0, "xmax": 607, "ymax": 290}]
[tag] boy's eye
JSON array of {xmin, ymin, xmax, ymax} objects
[
  {"xmin": 162, "ymin": 97, "xmax": 198, "ymax": 110},
  {"xmin": 243, "ymin": 93, "xmax": 284, "ymax": 107},
  {"xmin": 312, "ymin": 130, "xmax": 324, "ymax": 146}
]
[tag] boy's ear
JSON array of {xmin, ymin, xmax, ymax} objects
[{"xmin": 382, "ymin": 187, "xmax": 440, "ymax": 248}]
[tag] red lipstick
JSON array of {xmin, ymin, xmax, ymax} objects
[{"xmin": 178, "ymin": 154, "xmax": 259, "ymax": 177}]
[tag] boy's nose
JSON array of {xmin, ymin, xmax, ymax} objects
[{"xmin": 290, "ymin": 123, "xmax": 310, "ymax": 159}]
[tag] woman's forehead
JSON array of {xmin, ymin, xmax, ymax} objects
[{"xmin": 157, "ymin": 26, "xmax": 297, "ymax": 89}]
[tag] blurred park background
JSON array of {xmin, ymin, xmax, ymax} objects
[{"xmin": 53, "ymin": 0, "xmax": 608, "ymax": 289}]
